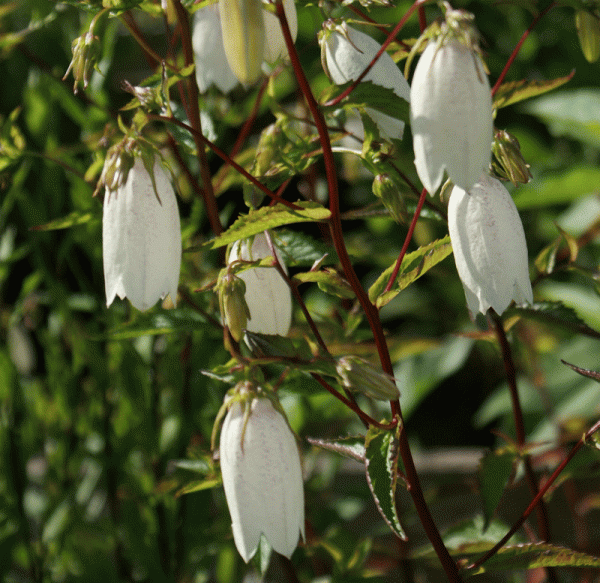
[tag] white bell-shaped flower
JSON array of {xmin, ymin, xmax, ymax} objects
[
  {"xmin": 227, "ymin": 232, "xmax": 292, "ymax": 336},
  {"xmin": 448, "ymin": 173, "xmax": 533, "ymax": 317},
  {"xmin": 192, "ymin": 4, "xmax": 239, "ymax": 94},
  {"xmin": 323, "ymin": 25, "xmax": 410, "ymax": 141},
  {"xmin": 410, "ymin": 39, "xmax": 493, "ymax": 194},
  {"xmin": 263, "ymin": 0, "xmax": 298, "ymax": 64},
  {"xmin": 103, "ymin": 157, "xmax": 181, "ymax": 311},
  {"xmin": 220, "ymin": 395, "xmax": 305, "ymax": 562}
]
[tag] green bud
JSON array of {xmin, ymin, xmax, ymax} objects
[
  {"xmin": 97, "ymin": 141, "xmax": 135, "ymax": 196},
  {"xmin": 372, "ymin": 174, "xmax": 408, "ymax": 224},
  {"xmin": 217, "ymin": 270, "xmax": 251, "ymax": 342},
  {"xmin": 491, "ymin": 129, "xmax": 532, "ymax": 186},
  {"xmin": 576, "ymin": 10, "xmax": 600, "ymax": 63},
  {"xmin": 63, "ymin": 31, "xmax": 101, "ymax": 94},
  {"xmin": 336, "ymin": 356, "xmax": 399, "ymax": 401}
]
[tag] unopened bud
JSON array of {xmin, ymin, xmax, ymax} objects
[
  {"xmin": 217, "ymin": 270, "xmax": 251, "ymax": 342},
  {"xmin": 491, "ymin": 129, "xmax": 532, "ymax": 186},
  {"xmin": 336, "ymin": 356, "xmax": 399, "ymax": 401},
  {"xmin": 97, "ymin": 142, "xmax": 135, "ymax": 196},
  {"xmin": 219, "ymin": 0, "xmax": 265, "ymax": 85},
  {"xmin": 576, "ymin": 10, "xmax": 600, "ymax": 63},
  {"xmin": 63, "ymin": 31, "xmax": 100, "ymax": 94},
  {"xmin": 372, "ymin": 174, "xmax": 408, "ymax": 224}
]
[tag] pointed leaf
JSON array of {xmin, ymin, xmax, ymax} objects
[
  {"xmin": 478, "ymin": 450, "xmax": 516, "ymax": 530},
  {"xmin": 364, "ymin": 424, "xmax": 407, "ymax": 540},
  {"xmin": 493, "ymin": 72, "xmax": 574, "ymax": 109},
  {"xmin": 294, "ymin": 269, "xmax": 355, "ymax": 299},
  {"xmin": 561, "ymin": 360, "xmax": 600, "ymax": 382},
  {"xmin": 207, "ymin": 202, "xmax": 331, "ymax": 249},
  {"xmin": 368, "ymin": 237, "xmax": 453, "ymax": 308},
  {"xmin": 306, "ymin": 435, "xmax": 366, "ymax": 463},
  {"xmin": 31, "ymin": 210, "xmax": 95, "ymax": 231}
]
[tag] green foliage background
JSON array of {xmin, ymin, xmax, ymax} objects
[{"xmin": 1, "ymin": 0, "xmax": 600, "ymax": 581}]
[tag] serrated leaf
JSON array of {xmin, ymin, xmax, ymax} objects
[
  {"xmin": 478, "ymin": 450, "xmax": 516, "ymax": 530},
  {"xmin": 523, "ymin": 88, "xmax": 600, "ymax": 148},
  {"xmin": 368, "ymin": 237, "xmax": 453, "ymax": 308},
  {"xmin": 30, "ymin": 210, "xmax": 95, "ymax": 231},
  {"xmin": 275, "ymin": 229, "xmax": 336, "ymax": 267},
  {"xmin": 508, "ymin": 302, "xmax": 600, "ymax": 339},
  {"xmin": 306, "ymin": 435, "xmax": 366, "ymax": 463},
  {"xmin": 322, "ymin": 80, "xmax": 409, "ymax": 123},
  {"xmin": 493, "ymin": 72, "xmax": 574, "ymax": 109},
  {"xmin": 364, "ymin": 424, "xmax": 406, "ymax": 540},
  {"xmin": 207, "ymin": 202, "xmax": 331, "ymax": 249},
  {"xmin": 294, "ymin": 269, "xmax": 355, "ymax": 299},
  {"xmin": 244, "ymin": 331, "xmax": 315, "ymax": 361},
  {"xmin": 561, "ymin": 360, "xmax": 600, "ymax": 382}
]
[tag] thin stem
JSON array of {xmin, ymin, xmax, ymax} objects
[
  {"xmin": 324, "ymin": 0, "xmax": 428, "ymax": 107},
  {"xmin": 468, "ymin": 417, "xmax": 600, "ymax": 571},
  {"xmin": 491, "ymin": 2, "xmax": 557, "ymax": 97},
  {"xmin": 149, "ymin": 114, "xmax": 302, "ymax": 210},
  {"xmin": 383, "ymin": 187, "xmax": 428, "ymax": 294},
  {"xmin": 172, "ymin": 0, "xmax": 222, "ymax": 236},
  {"xmin": 276, "ymin": 4, "xmax": 462, "ymax": 581}
]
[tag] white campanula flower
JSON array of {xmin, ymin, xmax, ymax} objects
[
  {"xmin": 448, "ymin": 173, "xmax": 533, "ymax": 317},
  {"xmin": 227, "ymin": 232, "xmax": 292, "ymax": 336},
  {"xmin": 192, "ymin": 4, "xmax": 238, "ymax": 94},
  {"xmin": 263, "ymin": 0, "xmax": 298, "ymax": 64},
  {"xmin": 220, "ymin": 394, "xmax": 305, "ymax": 562},
  {"xmin": 103, "ymin": 157, "xmax": 181, "ymax": 311},
  {"xmin": 323, "ymin": 24, "xmax": 410, "ymax": 141},
  {"xmin": 410, "ymin": 39, "xmax": 493, "ymax": 194}
]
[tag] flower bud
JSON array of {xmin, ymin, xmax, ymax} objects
[
  {"xmin": 336, "ymin": 355, "xmax": 399, "ymax": 401},
  {"xmin": 262, "ymin": 0, "xmax": 298, "ymax": 64},
  {"xmin": 63, "ymin": 31, "xmax": 100, "ymax": 94},
  {"xmin": 575, "ymin": 10, "xmax": 600, "ymax": 63},
  {"xmin": 216, "ymin": 270, "xmax": 250, "ymax": 342},
  {"xmin": 227, "ymin": 233, "xmax": 292, "ymax": 336},
  {"xmin": 103, "ymin": 156, "xmax": 181, "ymax": 311},
  {"xmin": 219, "ymin": 391, "xmax": 305, "ymax": 562},
  {"xmin": 219, "ymin": 0, "xmax": 265, "ymax": 85},
  {"xmin": 192, "ymin": 4, "xmax": 239, "ymax": 93},
  {"xmin": 372, "ymin": 174, "xmax": 408, "ymax": 223},
  {"xmin": 491, "ymin": 129, "xmax": 532, "ymax": 186},
  {"xmin": 447, "ymin": 173, "xmax": 533, "ymax": 317},
  {"xmin": 410, "ymin": 38, "xmax": 493, "ymax": 194},
  {"xmin": 322, "ymin": 23, "xmax": 411, "ymax": 141}
]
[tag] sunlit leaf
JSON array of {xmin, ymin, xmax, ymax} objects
[{"xmin": 493, "ymin": 72, "xmax": 574, "ymax": 109}]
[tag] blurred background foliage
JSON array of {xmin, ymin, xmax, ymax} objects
[{"xmin": 0, "ymin": 0, "xmax": 599, "ymax": 581}]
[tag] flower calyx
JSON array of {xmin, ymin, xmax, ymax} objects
[{"xmin": 336, "ymin": 355, "xmax": 400, "ymax": 401}]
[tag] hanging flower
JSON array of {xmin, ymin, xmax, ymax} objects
[
  {"xmin": 219, "ymin": 390, "xmax": 305, "ymax": 562},
  {"xmin": 227, "ymin": 232, "xmax": 292, "ymax": 336},
  {"xmin": 447, "ymin": 173, "xmax": 533, "ymax": 317},
  {"xmin": 192, "ymin": 4, "xmax": 239, "ymax": 94},
  {"xmin": 410, "ymin": 38, "xmax": 493, "ymax": 194},
  {"xmin": 322, "ymin": 23, "xmax": 410, "ymax": 141},
  {"xmin": 103, "ymin": 156, "xmax": 181, "ymax": 311},
  {"xmin": 263, "ymin": 0, "xmax": 298, "ymax": 64},
  {"xmin": 219, "ymin": 0, "xmax": 265, "ymax": 85}
]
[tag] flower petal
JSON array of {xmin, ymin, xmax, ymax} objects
[{"xmin": 262, "ymin": 0, "xmax": 298, "ymax": 64}]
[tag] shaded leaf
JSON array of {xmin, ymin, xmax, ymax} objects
[
  {"xmin": 275, "ymin": 229, "xmax": 336, "ymax": 267},
  {"xmin": 368, "ymin": 237, "xmax": 453, "ymax": 308},
  {"xmin": 493, "ymin": 72, "xmax": 574, "ymax": 109},
  {"xmin": 561, "ymin": 360, "xmax": 600, "ymax": 382},
  {"xmin": 31, "ymin": 210, "xmax": 95, "ymax": 231},
  {"xmin": 478, "ymin": 450, "xmax": 516, "ymax": 530},
  {"xmin": 364, "ymin": 424, "xmax": 407, "ymax": 540},
  {"xmin": 294, "ymin": 269, "xmax": 355, "ymax": 299},
  {"xmin": 207, "ymin": 202, "xmax": 331, "ymax": 249}
]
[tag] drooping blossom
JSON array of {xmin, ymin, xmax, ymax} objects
[
  {"xmin": 103, "ymin": 157, "xmax": 181, "ymax": 311},
  {"xmin": 219, "ymin": 392, "xmax": 305, "ymax": 562},
  {"xmin": 262, "ymin": 0, "xmax": 298, "ymax": 64},
  {"xmin": 447, "ymin": 173, "xmax": 533, "ymax": 317},
  {"xmin": 322, "ymin": 24, "xmax": 410, "ymax": 141},
  {"xmin": 227, "ymin": 232, "xmax": 292, "ymax": 336},
  {"xmin": 410, "ymin": 38, "xmax": 493, "ymax": 194},
  {"xmin": 192, "ymin": 4, "xmax": 238, "ymax": 94}
]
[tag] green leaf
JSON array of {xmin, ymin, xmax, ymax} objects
[
  {"xmin": 306, "ymin": 435, "xmax": 366, "ymax": 463},
  {"xmin": 294, "ymin": 269, "xmax": 355, "ymax": 299},
  {"xmin": 322, "ymin": 81, "xmax": 409, "ymax": 123},
  {"xmin": 478, "ymin": 450, "xmax": 516, "ymax": 530},
  {"xmin": 493, "ymin": 72, "xmax": 574, "ymax": 109},
  {"xmin": 368, "ymin": 236, "xmax": 453, "ymax": 308},
  {"xmin": 30, "ymin": 210, "xmax": 95, "ymax": 231},
  {"xmin": 364, "ymin": 424, "xmax": 406, "ymax": 540},
  {"xmin": 523, "ymin": 89, "xmax": 600, "ymax": 148},
  {"xmin": 508, "ymin": 302, "xmax": 600, "ymax": 339},
  {"xmin": 207, "ymin": 202, "xmax": 331, "ymax": 249},
  {"xmin": 275, "ymin": 229, "xmax": 336, "ymax": 267},
  {"xmin": 175, "ymin": 477, "xmax": 222, "ymax": 497}
]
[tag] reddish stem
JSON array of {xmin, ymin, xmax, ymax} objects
[{"xmin": 491, "ymin": 2, "xmax": 557, "ymax": 97}]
